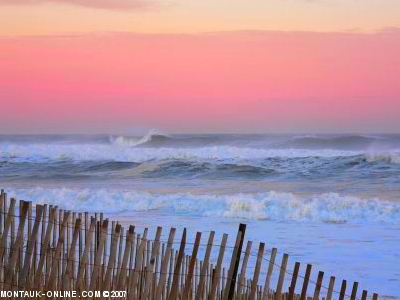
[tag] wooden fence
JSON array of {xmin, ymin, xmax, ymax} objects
[{"xmin": 0, "ymin": 189, "xmax": 379, "ymax": 299}]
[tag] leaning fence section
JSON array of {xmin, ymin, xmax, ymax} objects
[{"xmin": 0, "ymin": 189, "xmax": 379, "ymax": 299}]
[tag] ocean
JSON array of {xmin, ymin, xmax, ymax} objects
[{"xmin": 0, "ymin": 133, "xmax": 399, "ymax": 297}]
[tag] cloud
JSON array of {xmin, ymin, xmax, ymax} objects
[{"xmin": 0, "ymin": 0, "xmax": 156, "ymax": 10}]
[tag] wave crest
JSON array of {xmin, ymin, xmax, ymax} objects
[
  {"xmin": 6, "ymin": 188, "xmax": 400, "ymax": 224},
  {"xmin": 110, "ymin": 130, "xmax": 171, "ymax": 147},
  {"xmin": 365, "ymin": 152, "xmax": 400, "ymax": 164},
  {"xmin": 280, "ymin": 134, "xmax": 400, "ymax": 151}
]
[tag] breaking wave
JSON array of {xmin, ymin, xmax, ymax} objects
[
  {"xmin": 0, "ymin": 143, "xmax": 362, "ymax": 163},
  {"xmin": 110, "ymin": 130, "xmax": 171, "ymax": 147},
  {"xmin": 365, "ymin": 152, "xmax": 400, "ymax": 164},
  {"xmin": 6, "ymin": 188, "xmax": 400, "ymax": 224},
  {"xmin": 279, "ymin": 134, "xmax": 400, "ymax": 150}
]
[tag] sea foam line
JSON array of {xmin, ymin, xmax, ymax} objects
[
  {"xmin": 5, "ymin": 187, "xmax": 400, "ymax": 224},
  {"xmin": 0, "ymin": 143, "xmax": 363, "ymax": 163}
]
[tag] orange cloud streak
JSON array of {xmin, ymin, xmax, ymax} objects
[{"xmin": 0, "ymin": 0, "xmax": 154, "ymax": 10}]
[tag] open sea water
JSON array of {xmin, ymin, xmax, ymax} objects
[{"xmin": 0, "ymin": 133, "xmax": 399, "ymax": 297}]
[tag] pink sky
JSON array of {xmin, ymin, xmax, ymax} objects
[{"xmin": 1, "ymin": 1, "xmax": 400, "ymax": 133}]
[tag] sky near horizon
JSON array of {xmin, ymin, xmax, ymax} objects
[{"xmin": 1, "ymin": 0, "xmax": 400, "ymax": 133}]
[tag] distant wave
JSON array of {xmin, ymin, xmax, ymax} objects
[
  {"xmin": 365, "ymin": 152, "xmax": 400, "ymax": 164},
  {"xmin": 110, "ymin": 130, "xmax": 171, "ymax": 147},
  {"xmin": 6, "ymin": 188, "xmax": 400, "ymax": 223},
  {"xmin": 0, "ymin": 143, "xmax": 361, "ymax": 163},
  {"xmin": 108, "ymin": 133, "xmax": 400, "ymax": 151},
  {"xmin": 1, "ymin": 144, "xmax": 399, "ymax": 165},
  {"xmin": 279, "ymin": 134, "xmax": 400, "ymax": 150},
  {"xmin": 0, "ymin": 159, "xmax": 280, "ymax": 180},
  {"xmin": 1, "ymin": 144, "xmax": 400, "ymax": 183}
]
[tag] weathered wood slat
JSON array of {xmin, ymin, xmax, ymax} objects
[
  {"xmin": 89, "ymin": 219, "xmax": 109, "ymax": 292},
  {"xmin": 0, "ymin": 190, "xmax": 4, "ymax": 236},
  {"xmin": 300, "ymin": 264, "xmax": 313, "ymax": 300},
  {"xmin": 288, "ymin": 262, "xmax": 300, "ymax": 300},
  {"xmin": 209, "ymin": 233, "xmax": 228, "ymax": 300},
  {"xmin": 249, "ymin": 242, "xmax": 265, "ymax": 300},
  {"xmin": 128, "ymin": 227, "xmax": 148, "ymax": 299},
  {"xmin": 276, "ymin": 253, "xmax": 289, "ymax": 300},
  {"xmin": 47, "ymin": 210, "xmax": 71, "ymax": 291},
  {"xmin": 183, "ymin": 231, "xmax": 202, "ymax": 300},
  {"xmin": 262, "ymin": 247, "xmax": 278, "ymax": 300},
  {"xmin": 168, "ymin": 228, "xmax": 186, "ymax": 300},
  {"xmin": 33, "ymin": 206, "xmax": 56, "ymax": 288},
  {"xmin": 350, "ymin": 282, "xmax": 359, "ymax": 300},
  {"xmin": 339, "ymin": 280, "xmax": 347, "ymax": 300},
  {"xmin": 313, "ymin": 271, "xmax": 324, "ymax": 300},
  {"xmin": 4, "ymin": 201, "xmax": 29, "ymax": 290},
  {"xmin": 195, "ymin": 230, "xmax": 215, "ymax": 300},
  {"xmin": 0, "ymin": 198, "xmax": 16, "ymax": 262},
  {"xmin": 238, "ymin": 241, "xmax": 253, "ymax": 296},
  {"xmin": 62, "ymin": 218, "xmax": 81, "ymax": 291},
  {"xmin": 18, "ymin": 204, "xmax": 44, "ymax": 289},
  {"xmin": 76, "ymin": 217, "xmax": 96, "ymax": 291},
  {"xmin": 223, "ymin": 223, "xmax": 246, "ymax": 300},
  {"xmin": 116, "ymin": 225, "xmax": 135, "ymax": 291},
  {"xmin": 361, "ymin": 290, "xmax": 368, "ymax": 300},
  {"xmin": 103, "ymin": 223, "xmax": 121, "ymax": 295},
  {"xmin": 155, "ymin": 228, "xmax": 176, "ymax": 300},
  {"xmin": 326, "ymin": 276, "xmax": 336, "ymax": 300}
]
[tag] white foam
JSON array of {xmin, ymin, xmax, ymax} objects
[
  {"xmin": 110, "ymin": 129, "xmax": 168, "ymax": 147},
  {"xmin": 6, "ymin": 187, "xmax": 400, "ymax": 224},
  {"xmin": 365, "ymin": 152, "xmax": 400, "ymax": 164},
  {"xmin": 0, "ymin": 143, "xmax": 360, "ymax": 163}
]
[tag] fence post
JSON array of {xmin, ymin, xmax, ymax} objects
[
  {"xmin": 195, "ymin": 231, "xmax": 215, "ymax": 300},
  {"xmin": 168, "ymin": 228, "xmax": 187, "ymax": 300},
  {"xmin": 182, "ymin": 231, "xmax": 202, "ymax": 299},
  {"xmin": 18, "ymin": 204, "xmax": 44, "ymax": 289},
  {"xmin": 238, "ymin": 241, "xmax": 253, "ymax": 296},
  {"xmin": 262, "ymin": 247, "xmax": 277, "ymax": 300},
  {"xmin": 300, "ymin": 264, "xmax": 312, "ymax": 300},
  {"xmin": 142, "ymin": 226, "xmax": 161, "ymax": 299},
  {"xmin": 0, "ymin": 189, "xmax": 4, "ymax": 236},
  {"xmin": 361, "ymin": 290, "xmax": 368, "ymax": 300},
  {"xmin": 114, "ymin": 226, "xmax": 133, "ymax": 290},
  {"xmin": 276, "ymin": 253, "xmax": 289, "ymax": 300},
  {"xmin": 62, "ymin": 218, "xmax": 82, "ymax": 291},
  {"xmin": 129, "ymin": 228, "xmax": 148, "ymax": 299},
  {"xmin": 103, "ymin": 223, "xmax": 121, "ymax": 294},
  {"xmin": 249, "ymin": 242, "xmax": 265, "ymax": 300},
  {"xmin": 155, "ymin": 228, "xmax": 176, "ymax": 300},
  {"xmin": 33, "ymin": 206, "xmax": 55, "ymax": 289},
  {"xmin": 0, "ymin": 198, "xmax": 16, "ymax": 262},
  {"xmin": 326, "ymin": 276, "xmax": 336, "ymax": 300},
  {"xmin": 4, "ymin": 201, "xmax": 29, "ymax": 290},
  {"xmin": 339, "ymin": 280, "xmax": 347, "ymax": 300},
  {"xmin": 0, "ymin": 190, "xmax": 5, "ymax": 288},
  {"xmin": 313, "ymin": 271, "xmax": 324, "ymax": 300},
  {"xmin": 47, "ymin": 211, "xmax": 71, "ymax": 291},
  {"xmin": 76, "ymin": 218, "xmax": 96, "ymax": 291},
  {"xmin": 350, "ymin": 282, "xmax": 359, "ymax": 300},
  {"xmin": 223, "ymin": 223, "xmax": 246, "ymax": 300},
  {"xmin": 288, "ymin": 262, "xmax": 300, "ymax": 300},
  {"xmin": 209, "ymin": 233, "xmax": 228, "ymax": 300},
  {"xmin": 89, "ymin": 219, "xmax": 108, "ymax": 292}
]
